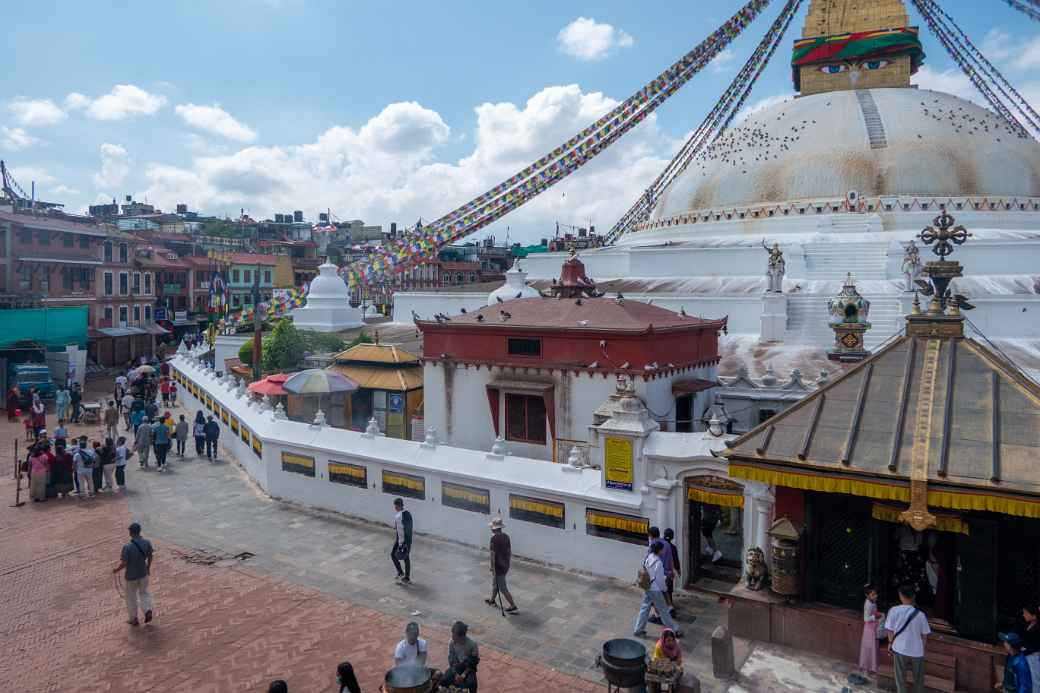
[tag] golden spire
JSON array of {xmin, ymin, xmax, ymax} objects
[{"xmin": 802, "ymin": 0, "xmax": 910, "ymax": 37}]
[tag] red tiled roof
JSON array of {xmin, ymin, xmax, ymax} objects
[
  {"xmin": 181, "ymin": 256, "xmax": 216, "ymax": 267},
  {"xmin": 434, "ymin": 297, "xmax": 724, "ymax": 332},
  {"xmin": 0, "ymin": 211, "xmax": 108, "ymax": 236},
  {"xmin": 228, "ymin": 253, "xmax": 278, "ymax": 266},
  {"xmin": 136, "ymin": 247, "xmax": 189, "ymax": 269}
]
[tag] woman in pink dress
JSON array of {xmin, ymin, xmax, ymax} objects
[{"xmin": 859, "ymin": 583, "xmax": 882, "ymax": 677}]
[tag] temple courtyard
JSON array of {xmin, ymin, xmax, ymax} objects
[{"xmin": 1, "ymin": 387, "xmax": 877, "ymax": 692}]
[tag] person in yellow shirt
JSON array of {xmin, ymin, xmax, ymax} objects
[{"xmin": 648, "ymin": 628, "xmax": 683, "ymax": 692}]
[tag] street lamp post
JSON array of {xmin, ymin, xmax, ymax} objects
[{"xmin": 252, "ymin": 228, "xmax": 263, "ymax": 382}]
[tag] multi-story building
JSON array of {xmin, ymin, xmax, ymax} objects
[
  {"xmin": 136, "ymin": 246, "xmax": 192, "ymax": 313},
  {"xmin": 227, "ymin": 253, "xmax": 276, "ymax": 309},
  {"xmin": 184, "ymin": 255, "xmax": 218, "ymax": 315},
  {"xmin": 93, "ymin": 230, "xmax": 166, "ymax": 366}
]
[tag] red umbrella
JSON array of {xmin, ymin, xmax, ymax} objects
[{"xmin": 247, "ymin": 373, "xmax": 290, "ymax": 396}]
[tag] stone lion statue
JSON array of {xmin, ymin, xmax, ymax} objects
[{"xmin": 745, "ymin": 546, "xmax": 769, "ymax": 591}]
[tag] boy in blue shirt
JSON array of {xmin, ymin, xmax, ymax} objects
[{"xmin": 1000, "ymin": 632, "xmax": 1033, "ymax": 693}]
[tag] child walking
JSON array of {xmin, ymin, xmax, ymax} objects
[{"xmin": 859, "ymin": 583, "xmax": 883, "ymax": 678}]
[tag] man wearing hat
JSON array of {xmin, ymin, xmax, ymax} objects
[
  {"xmin": 999, "ymin": 631, "xmax": 1033, "ymax": 693},
  {"xmin": 485, "ymin": 516, "xmax": 517, "ymax": 613},
  {"xmin": 112, "ymin": 522, "xmax": 155, "ymax": 626}
]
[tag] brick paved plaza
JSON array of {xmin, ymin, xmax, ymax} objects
[{"xmin": 1, "ymin": 382, "xmax": 875, "ymax": 692}]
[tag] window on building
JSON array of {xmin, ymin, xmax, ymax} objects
[
  {"xmin": 468, "ymin": 273, "xmax": 477, "ymax": 282},
  {"xmin": 232, "ymin": 294, "xmax": 240, "ymax": 307},
  {"xmin": 37, "ymin": 229, "xmax": 50, "ymax": 246},
  {"xmin": 455, "ymin": 273, "xmax": 463, "ymax": 283},
  {"xmin": 63, "ymin": 233, "xmax": 74, "ymax": 247},
  {"xmin": 232, "ymin": 269, "xmax": 240, "ymax": 283},
  {"xmin": 132, "ymin": 272, "xmax": 141, "ymax": 294},
  {"xmin": 243, "ymin": 269, "xmax": 252, "ymax": 284},
  {"xmin": 264, "ymin": 270, "xmax": 271, "ymax": 284},
  {"xmin": 119, "ymin": 272, "xmax": 128, "ymax": 295},
  {"xmin": 505, "ymin": 393, "xmax": 547, "ymax": 444},
  {"xmin": 104, "ymin": 307, "xmax": 113, "ymax": 323},
  {"xmin": 119, "ymin": 243, "xmax": 128, "ymax": 263},
  {"xmin": 79, "ymin": 234, "xmax": 90, "ymax": 249},
  {"xmin": 758, "ymin": 409, "xmax": 777, "ymax": 425},
  {"xmin": 62, "ymin": 269, "xmax": 72, "ymax": 291},
  {"xmin": 104, "ymin": 271, "xmax": 113, "ymax": 296},
  {"xmin": 144, "ymin": 306, "xmax": 151, "ymax": 322},
  {"xmin": 133, "ymin": 305, "xmax": 141, "ymax": 323},
  {"xmin": 119, "ymin": 306, "xmax": 128, "ymax": 325},
  {"xmin": 103, "ymin": 241, "xmax": 113, "ymax": 262},
  {"xmin": 507, "ymin": 338, "xmax": 542, "ymax": 358},
  {"xmin": 18, "ymin": 229, "xmax": 32, "ymax": 244},
  {"xmin": 144, "ymin": 273, "xmax": 151, "ymax": 294}
]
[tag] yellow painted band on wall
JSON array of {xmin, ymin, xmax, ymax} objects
[
  {"xmin": 586, "ymin": 512, "xmax": 649, "ymax": 535},
  {"xmin": 282, "ymin": 452, "xmax": 314, "ymax": 469},
  {"xmin": 444, "ymin": 485, "xmax": 489, "ymax": 505},
  {"xmin": 687, "ymin": 487, "xmax": 745, "ymax": 508},
  {"xmin": 329, "ymin": 462, "xmax": 365, "ymax": 479},
  {"xmin": 384, "ymin": 473, "xmax": 424, "ymax": 491},
  {"xmin": 510, "ymin": 498, "xmax": 564, "ymax": 518}
]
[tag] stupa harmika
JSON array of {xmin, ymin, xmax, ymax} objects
[{"xmin": 518, "ymin": 0, "xmax": 1040, "ymax": 376}]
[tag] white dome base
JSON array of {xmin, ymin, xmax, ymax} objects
[{"xmin": 292, "ymin": 305, "xmax": 363, "ymax": 332}]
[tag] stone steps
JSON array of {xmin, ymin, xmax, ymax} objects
[
  {"xmin": 785, "ymin": 295, "xmax": 902, "ymax": 348},
  {"xmin": 802, "ymin": 241, "xmax": 889, "ymax": 281}
]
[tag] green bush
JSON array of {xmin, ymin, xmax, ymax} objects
[
  {"xmin": 299, "ymin": 330, "xmax": 347, "ymax": 355},
  {"xmin": 238, "ymin": 339, "xmax": 255, "ymax": 366},
  {"xmin": 262, "ymin": 318, "xmax": 306, "ymax": 373}
]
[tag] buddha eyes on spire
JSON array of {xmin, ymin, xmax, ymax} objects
[
  {"xmin": 860, "ymin": 59, "xmax": 890, "ymax": 71},
  {"xmin": 818, "ymin": 59, "xmax": 890, "ymax": 76},
  {"xmin": 819, "ymin": 64, "xmax": 849, "ymax": 74}
]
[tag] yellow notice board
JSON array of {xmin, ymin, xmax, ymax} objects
[{"xmin": 604, "ymin": 437, "xmax": 634, "ymax": 491}]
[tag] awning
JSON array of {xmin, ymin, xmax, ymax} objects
[
  {"xmin": 20, "ymin": 256, "xmax": 103, "ymax": 265},
  {"xmin": 871, "ymin": 503, "xmax": 968, "ymax": 535},
  {"xmin": 672, "ymin": 378, "xmax": 717, "ymax": 395},
  {"xmin": 96, "ymin": 326, "xmax": 147, "ymax": 337}
]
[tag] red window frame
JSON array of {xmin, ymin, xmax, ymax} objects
[{"xmin": 505, "ymin": 393, "xmax": 547, "ymax": 444}]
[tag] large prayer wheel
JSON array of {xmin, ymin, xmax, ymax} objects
[{"xmin": 769, "ymin": 516, "xmax": 802, "ymax": 597}]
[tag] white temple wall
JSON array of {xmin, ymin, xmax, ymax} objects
[{"xmin": 172, "ymin": 354, "xmax": 655, "ymax": 580}]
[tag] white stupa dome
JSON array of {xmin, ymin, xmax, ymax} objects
[
  {"xmin": 487, "ymin": 259, "xmax": 540, "ymax": 305},
  {"xmin": 292, "ymin": 261, "xmax": 363, "ymax": 332},
  {"xmin": 651, "ymin": 88, "xmax": 1040, "ymax": 221}
]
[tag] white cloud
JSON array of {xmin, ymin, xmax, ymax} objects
[
  {"xmin": 0, "ymin": 126, "xmax": 44, "ymax": 151},
  {"xmin": 710, "ymin": 48, "xmax": 737, "ymax": 74},
  {"xmin": 141, "ymin": 86, "xmax": 674, "ymax": 242},
  {"xmin": 174, "ymin": 103, "xmax": 258, "ymax": 142},
  {"xmin": 9, "ymin": 166, "xmax": 57, "ymax": 186},
  {"xmin": 68, "ymin": 84, "xmax": 167, "ymax": 121},
  {"xmin": 557, "ymin": 17, "xmax": 634, "ymax": 62},
  {"xmin": 981, "ymin": 28, "xmax": 1014, "ymax": 63},
  {"xmin": 1014, "ymin": 36, "xmax": 1040, "ymax": 70},
  {"xmin": 93, "ymin": 143, "xmax": 131, "ymax": 189},
  {"xmin": 912, "ymin": 66, "xmax": 979, "ymax": 103},
  {"xmin": 7, "ymin": 97, "xmax": 66, "ymax": 127},
  {"xmin": 735, "ymin": 93, "xmax": 794, "ymax": 123}
]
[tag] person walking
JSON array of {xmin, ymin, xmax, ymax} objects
[
  {"xmin": 174, "ymin": 414, "xmax": 188, "ymax": 457},
  {"xmin": 115, "ymin": 436, "xmax": 132, "ymax": 490},
  {"xmin": 91, "ymin": 441, "xmax": 105, "ymax": 493},
  {"xmin": 151, "ymin": 417, "xmax": 170, "ymax": 471},
  {"xmin": 335, "ymin": 661, "xmax": 361, "ymax": 693},
  {"xmin": 485, "ymin": 516, "xmax": 518, "ymax": 613},
  {"xmin": 1017, "ymin": 604, "xmax": 1040, "ymax": 692},
  {"xmin": 103, "ymin": 400, "xmax": 120, "ymax": 441},
  {"xmin": 391, "ymin": 497, "xmax": 413, "ymax": 583},
  {"xmin": 885, "ymin": 583, "xmax": 931, "ymax": 693},
  {"xmin": 663, "ymin": 528, "xmax": 682, "ymax": 618},
  {"xmin": 30, "ymin": 396, "xmax": 46, "ymax": 437},
  {"xmin": 121, "ymin": 391, "xmax": 135, "ymax": 430},
  {"xmin": 203, "ymin": 415, "xmax": 220, "ymax": 461},
  {"xmin": 193, "ymin": 411, "xmax": 206, "ymax": 456},
  {"xmin": 28, "ymin": 443, "xmax": 51, "ymax": 502},
  {"xmin": 73, "ymin": 438, "xmax": 96, "ymax": 498},
  {"xmin": 99, "ymin": 438, "xmax": 117, "ymax": 493},
  {"xmin": 112, "ymin": 522, "xmax": 154, "ymax": 627},
  {"xmin": 70, "ymin": 383, "xmax": 82, "ymax": 423},
  {"xmin": 135, "ymin": 417, "xmax": 153, "ymax": 469},
  {"xmin": 999, "ymin": 632, "xmax": 1033, "ymax": 693},
  {"xmin": 55, "ymin": 385, "xmax": 70, "ymax": 422},
  {"xmin": 51, "ymin": 441, "xmax": 75, "ymax": 499},
  {"xmin": 634, "ymin": 541, "xmax": 683, "ymax": 638}
]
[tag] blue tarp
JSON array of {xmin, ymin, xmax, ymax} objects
[{"xmin": 0, "ymin": 307, "xmax": 88, "ymax": 349}]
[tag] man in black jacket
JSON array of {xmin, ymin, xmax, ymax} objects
[
  {"xmin": 392, "ymin": 497, "xmax": 413, "ymax": 583},
  {"xmin": 203, "ymin": 415, "xmax": 220, "ymax": 461}
]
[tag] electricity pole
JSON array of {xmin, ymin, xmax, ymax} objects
[{"xmin": 252, "ymin": 222, "xmax": 263, "ymax": 382}]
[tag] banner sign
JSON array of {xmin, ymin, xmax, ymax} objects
[
  {"xmin": 442, "ymin": 481, "xmax": 490, "ymax": 515},
  {"xmin": 509, "ymin": 494, "xmax": 565, "ymax": 529},
  {"xmin": 240, "ymin": 422, "xmax": 250, "ymax": 443},
  {"xmin": 230, "ymin": 416, "xmax": 239, "ymax": 435},
  {"xmin": 586, "ymin": 508, "xmax": 650, "ymax": 545},
  {"xmin": 251, "ymin": 432, "xmax": 262, "ymax": 458},
  {"xmin": 604, "ymin": 437, "xmax": 634, "ymax": 491},
  {"xmin": 281, "ymin": 452, "xmax": 315, "ymax": 477},
  {"xmin": 329, "ymin": 461, "xmax": 368, "ymax": 488},
  {"xmin": 220, "ymin": 406, "xmax": 229, "ymax": 424},
  {"xmin": 382, "ymin": 470, "xmax": 425, "ymax": 500}
]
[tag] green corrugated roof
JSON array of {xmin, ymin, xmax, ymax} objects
[{"xmin": 0, "ymin": 307, "xmax": 88, "ymax": 349}]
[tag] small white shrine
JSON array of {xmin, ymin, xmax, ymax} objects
[
  {"xmin": 292, "ymin": 261, "xmax": 363, "ymax": 332},
  {"xmin": 486, "ymin": 259, "xmax": 540, "ymax": 306}
]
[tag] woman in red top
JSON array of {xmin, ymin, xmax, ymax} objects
[
  {"xmin": 50, "ymin": 441, "xmax": 75, "ymax": 499},
  {"xmin": 28, "ymin": 442, "xmax": 52, "ymax": 502}
]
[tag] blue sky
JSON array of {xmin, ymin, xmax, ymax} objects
[{"xmin": 2, "ymin": 0, "xmax": 1037, "ymax": 242}]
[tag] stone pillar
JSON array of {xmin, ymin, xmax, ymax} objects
[
  {"xmin": 742, "ymin": 480, "xmax": 775, "ymax": 577},
  {"xmin": 759, "ymin": 292, "xmax": 788, "ymax": 344},
  {"xmin": 648, "ymin": 477, "xmax": 679, "ymax": 532},
  {"xmin": 593, "ymin": 378, "xmax": 659, "ymax": 494}
]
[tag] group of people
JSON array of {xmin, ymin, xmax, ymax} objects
[
  {"xmin": 24, "ymin": 428, "xmax": 135, "ymax": 501},
  {"xmin": 634, "ymin": 526, "xmax": 683, "ymax": 639}
]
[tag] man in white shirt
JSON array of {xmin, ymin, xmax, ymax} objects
[
  {"xmin": 885, "ymin": 583, "xmax": 931, "ymax": 693},
  {"xmin": 393, "ymin": 622, "xmax": 427, "ymax": 667},
  {"xmin": 633, "ymin": 541, "xmax": 683, "ymax": 638}
]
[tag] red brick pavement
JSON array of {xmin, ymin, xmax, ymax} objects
[{"xmin": 0, "ymin": 477, "xmax": 602, "ymax": 693}]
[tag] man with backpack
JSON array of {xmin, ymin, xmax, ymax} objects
[
  {"xmin": 203, "ymin": 415, "xmax": 220, "ymax": 461},
  {"xmin": 885, "ymin": 583, "xmax": 931, "ymax": 693},
  {"xmin": 73, "ymin": 437, "xmax": 96, "ymax": 498},
  {"xmin": 112, "ymin": 522, "xmax": 154, "ymax": 627},
  {"xmin": 633, "ymin": 540, "xmax": 683, "ymax": 638}
]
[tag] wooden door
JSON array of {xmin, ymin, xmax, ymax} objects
[
  {"xmin": 687, "ymin": 499, "xmax": 701, "ymax": 585},
  {"xmin": 957, "ymin": 518, "xmax": 997, "ymax": 641}
]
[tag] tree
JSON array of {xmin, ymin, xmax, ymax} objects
[
  {"xmin": 238, "ymin": 339, "xmax": 256, "ymax": 366},
  {"xmin": 299, "ymin": 330, "xmax": 347, "ymax": 355},
  {"xmin": 262, "ymin": 318, "xmax": 306, "ymax": 372}
]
